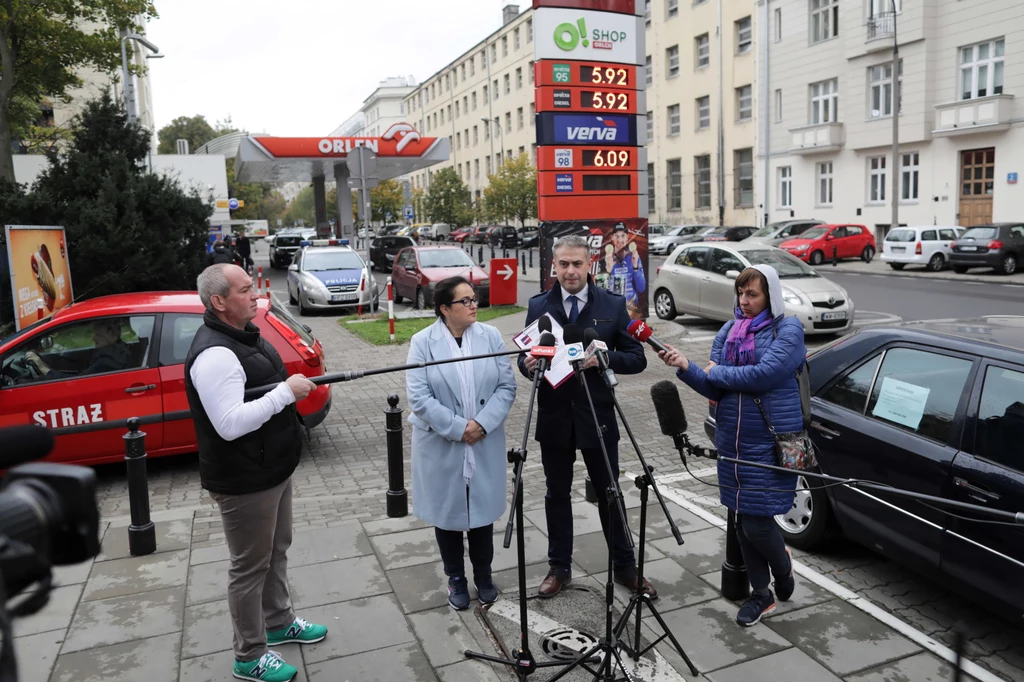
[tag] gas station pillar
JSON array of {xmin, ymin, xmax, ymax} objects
[
  {"xmin": 334, "ymin": 164, "xmax": 354, "ymax": 241},
  {"xmin": 313, "ymin": 175, "xmax": 328, "ymax": 235}
]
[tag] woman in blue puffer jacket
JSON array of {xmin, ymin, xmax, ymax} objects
[{"xmin": 658, "ymin": 264, "xmax": 803, "ymax": 627}]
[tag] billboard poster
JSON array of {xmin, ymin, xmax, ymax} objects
[
  {"xmin": 4, "ymin": 225, "xmax": 74, "ymax": 331},
  {"xmin": 539, "ymin": 218, "xmax": 649, "ymax": 320}
]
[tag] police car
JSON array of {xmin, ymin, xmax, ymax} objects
[
  {"xmin": 286, "ymin": 240, "xmax": 379, "ymax": 315},
  {"xmin": 0, "ymin": 292, "xmax": 332, "ymax": 467}
]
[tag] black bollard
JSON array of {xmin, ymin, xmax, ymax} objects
[
  {"xmin": 123, "ymin": 417, "xmax": 156, "ymax": 556},
  {"xmin": 521, "ymin": 251, "xmax": 527, "ymax": 275},
  {"xmin": 832, "ymin": 243, "xmax": 838, "ymax": 266},
  {"xmin": 503, "ymin": 247, "xmax": 508, "ymax": 259},
  {"xmin": 384, "ymin": 394, "xmax": 409, "ymax": 518},
  {"xmin": 529, "ymin": 249, "xmax": 534, "ymax": 268},
  {"xmin": 477, "ymin": 245, "xmax": 484, "ymax": 264},
  {"xmin": 720, "ymin": 509, "xmax": 750, "ymax": 600}
]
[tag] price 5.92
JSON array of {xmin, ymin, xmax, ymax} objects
[{"xmin": 585, "ymin": 91, "xmax": 629, "ymax": 111}]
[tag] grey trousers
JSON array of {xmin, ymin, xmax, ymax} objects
[{"xmin": 211, "ymin": 477, "xmax": 296, "ymax": 662}]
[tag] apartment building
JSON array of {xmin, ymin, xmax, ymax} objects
[
  {"xmin": 763, "ymin": 0, "xmax": 1024, "ymax": 238},
  {"xmin": 646, "ymin": 0, "xmax": 758, "ymax": 227},
  {"xmin": 330, "ymin": 76, "xmax": 418, "ymax": 138},
  {"xmin": 404, "ymin": 5, "xmax": 537, "ymax": 205}
]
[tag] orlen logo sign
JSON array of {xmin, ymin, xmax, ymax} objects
[{"xmin": 554, "ymin": 17, "xmax": 627, "ymax": 51}]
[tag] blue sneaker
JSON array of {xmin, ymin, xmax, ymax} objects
[
  {"xmin": 448, "ymin": 576, "xmax": 470, "ymax": 610},
  {"xmin": 736, "ymin": 591, "xmax": 776, "ymax": 627},
  {"xmin": 476, "ymin": 575, "xmax": 499, "ymax": 605}
]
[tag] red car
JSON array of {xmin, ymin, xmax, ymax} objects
[
  {"xmin": 779, "ymin": 223, "xmax": 877, "ymax": 265},
  {"xmin": 391, "ymin": 246, "xmax": 490, "ymax": 310},
  {"xmin": 450, "ymin": 227, "xmax": 474, "ymax": 243},
  {"xmin": 0, "ymin": 292, "xmax": 331, "ymax": 466}
]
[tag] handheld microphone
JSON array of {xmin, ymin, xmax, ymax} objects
[
  {"xmin": 0, "ymin": 425, "xmax": 56, "ymax": 469},
  {"xmin": 584, "ymin": 328, "xmax": 617, "ymax": 388},
  {"xmin": 627, "ymin": 319, "xmax": 668, "ymax": 354},
  {"xmin": 530, "ymin": 332, "xmax": 557, "ymax": 375},
  {"xmin": 562, "ymin": 324, "xmax": 586, "ymax": 372}
]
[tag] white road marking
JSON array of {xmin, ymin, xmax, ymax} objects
[
  {"xmin": 679, "ymin": 335, "xmax": 717, "ymax": 344},
  {"xmin": 626, "ymin": 471, "xmax": 1005, "ymax": 682}
]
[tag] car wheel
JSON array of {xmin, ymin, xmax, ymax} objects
[
  {"xmin": 393, "ymin": 291, "xmax": 404, "ymax": 304},
  {"xmin": 888, "ymin": 262, "xmax": 905, "ymax": 271},
  {"xmin": 1001, "ymin": 254, "xmax": 1018, "ymax": 275},
  {"xmin": 861, "ymin": 245, "xmax": 875, "ymax": 263},
  {"xmin": 810, "ymin": 250, "xmax": 825, "ymax": 266},
  {"xmin": 416, "ymin": 288, "xmax": 426, "ymax": 310},
  {"xmin": 654, "ymin": 289, "xmax": 677, "ymax": 321},
  {"xmin": 288, "ymin": 288, "xmax": 297, "ymax": 305},
  {"xmin": 927, "ymin": 253, "xmax": 944, "ymax": 272},
  {"xmin": 953, "ymin": 265, "xmax": 969, "ymax": 274},
  {"xmin": 774, "ymin": 471, "xmax": 834, "ymax": 550},
  {"xmin": 297, "ymin": 296, "xmax": 308, "ymax": 316}
]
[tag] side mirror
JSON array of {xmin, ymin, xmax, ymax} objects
[
  {"xmin": 725, "ymin": 270, "xmax": 740, "ymax": 280},
  {"xmin": 825, "ymin": 234, "xmax": 834, "ymax": 240},
  {"xmin": 368, "ymin": 261, "xmax": 374, "ymax": 268},
  {"xmin": 288, "ymin": 264, "xmax": 299, "ymax": 272}
]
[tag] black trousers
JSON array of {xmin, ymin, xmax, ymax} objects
[
  {"xmin": 541, "ymin": 426, "xmax": 635, "ymax": 574},
  {"xmin": 435, "ymin": 525, "xmax": 494, "ymax": 579},
  {"xmin": 736, "ymin": 513, "xmax": 791, "ymax": 592}
]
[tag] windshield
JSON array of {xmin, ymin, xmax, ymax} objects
[
  {"xmin": 750, "ymin": 225, "xmax": 781, "ymax": 238},
  {"xmin": 743, "ymin": 249, "xmax": 820, "ymax": 279},
  {"xmin": 885, "ymin": 229, "xmax": 916, "ymax": 242},
  {"xmin": 798, "ymin": 227, "xmax": 829, "ymax": 240},
  {"xmin": 960, "ymin": 227, "xmax": 997, "ymax": 240},
  {"xmin": 419, "ymin": 249, "xmax": 476, "ymax": 268},
  {"xmin": 303, "ymin": 251, "xmax": 365, "ymax": 271},
  {"xmin": 666, "ymin": 225, "xmax": 693, "ymax": 237}
]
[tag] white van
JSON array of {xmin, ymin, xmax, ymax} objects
[
  {"xmin": 424, "ymin": 223, "xmax": 452, "ymax": 241},
  {"xmin": 881, "ymin": 226, "xmax": 963, "ymax": 271}
]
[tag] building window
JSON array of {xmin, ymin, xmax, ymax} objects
[
  {"xmin": 505, "ymin": 112, "xmax": 512, "ymax": 133},
  {"xmin": 645, "ymin": 0, "xmax": 651, "ymax": 26},
  {"xmin": 646, "ymin": 55, "xmax": 653, "ymax": 86},
  {"xmin": 502, "ymin": 36, "xmax": 508, "ymax": 57},
  {"xmin": 504, "ymin": 74, "xmax": 510, "ymax": 95},
  {"xmin": 481, "ymin": 49, "xmax": 487, "ymax": 68},
  {"xmin": 869, "ymin": 61, "xmax": 902, "ymax": 118},
  {"xmin": 529, "ymin": 61, "xmax": 535, "ymax": 84},
  {"xmin": 456, "ymin": 101, "xmax": 460, "ymax": 118},
  {"xmin": 868, "ymin": 156, "xmax": 887, "ymax": 203},
  {"xmin": 530, "ymin": 103, "xmax": 535, "ymax": 124},
  {"xmin": 667, "ymin": 45, "xmax": 679, "ymax": 78},
  {"xmin": 445, "ymin": 74, "xmax": 450, "ymax": 91},
  {"xmin": 667, "ymin": 104, "xmax": 680, "ymax": 135},
  {"xmin": 697, "ymin": 96, "xmax": 710, "ymax": 129},
  {"xmin": 646, "ymin": 110, "xmax": 653, "ymax": 140},
  {"xmin": 696, "ymin": 34, "xmax": 710, "ymax": 68},
  {"xmin": 648, "ymin": 163, "xmax": 656, "ymax": 212},
  {"xmin": 484, "ymin": 120, "xmax": 490, "ymax": 139},
  {"xmin": 735, "ymin": 149, "xmax": 753, "ymax": 207},
  {"xmin": 473, "ymin": 126, "xmax": 479, "ymax": 145},
  {"xmin": 810, "ymin": 0, "xmax": 839, "ymax": 44},
  {"xmin": 810, "ymin": 78, "xmax": 838, "ymax": 124},
  {"xmin": 668, "ymin": 159, "xmax": 682, "ymax": 210},
  {"xmin": 736, "ymin": 17, "xmax": 752, "ymax": 54},
  {"xmin": 440, "ymin": 109, "xmax": 445, "ymax": 125},
  {"xmin": 463, "ymin": 96, "xmax": 468, "ymax": 114},
  {"xmin": 474, "ymin": 159, "xmax": 480, "ymax": 178},
  {"xmin": 483, "ymin": 84, "xmax": 488, "ymax": 102},
  {"xmin": 517, "ymin": 107, "xmax": 524, "ymax": 129},
  {"xmin": 486, "ymin": 157, "xmax": 492, "ymax": 174},
  {"xmin": 901, "ymin": 152, "xmax": 919, "ymax": 201},
  {"xmin": 695, "ymin": 155, "xmax": 712, "ymax": 209},
  {"xmin": 516, "ymin": 68, "xmax": 523, "ymax": 89},
  {"xmin": 775, "ymin": 89, "xmax": 783, "ymax": 122},
  {"xmin": 961, "ymin": 39, "xmax": 1004, "ymax": 100},
  {"xmin": 472, "ymin": 92, "xmax": 478, "ymax": 110},
  {"xmin": 491, "ymin": 44, "xmax": 497, "ymax": 63},
  {"xmin": 817, "ymin": 161, "xmax": 834, "ymax": 205},
  {"xmin": 527, "ymin": 19, "xmax": 533, "ymax": 42},
  {"xmin": 494, "ymin": 80, "xmax": 499, "ymax": 100},
  {"xmin": 779, "ymin": 166, "xmax": 793, "ymax": 208},
  {"xmin": 456, "ymin": 132, "xmax": 461, "ymax": 150},
  {"xmin": 736, "ymin": 85, "xmax": 752, "ymax": 121},
  {"xmin": 869, "ymin": 0, "xmax": 901, "ymax": 15},
  {"xmin": 518, "ymin": 146, "xmax": 525, "ymax": 156},
  {"xmin": 667, "ymin": 0, "xmax": 678, "ymax": 18},
  {"xmin": 514, "ymin": 28, "xmax": 520, "ymax": 50},
  {"xmin": 470, "ymin": 57, "xmax": 475, "ymax": 76},
  {"xmin": 460, "ymin": 64, "xmax": 466, "ymax": 82},
  {"xmin": 775, "ymin": 8, "xmax": 782, "ymax": 41}
]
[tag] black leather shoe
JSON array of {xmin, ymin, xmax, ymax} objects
[{"xmin": 538, "ymin": 570, "xmax": 571, "ymax": 598}]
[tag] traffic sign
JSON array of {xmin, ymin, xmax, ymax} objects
[
  {"xmin": 228, "ymin": 198, "xmax": 240, "ymax": 211},
  {"xmin": 385, "ymin": 212, "xmax": 392, "ymax": 220},
  {"xmin": 404, "ymin": 205, "xmax": 415, "ymax": 219},
  {"xmin": 489, "ymin": 258, "xmax": 518, "ymax": 306}
]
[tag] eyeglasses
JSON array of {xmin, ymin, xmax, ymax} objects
[{"xmin": 452, "ymin": 297, "xmax": 479, "ymax": 307}]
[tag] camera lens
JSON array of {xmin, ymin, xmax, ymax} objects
[{"xmin": 0, "ymin": 478, "xmax": 63, "ymax": 559}]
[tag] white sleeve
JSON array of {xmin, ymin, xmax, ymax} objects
[{"xmin": 189, "ymin": 347, "xmax": 296, "ymax": 441}]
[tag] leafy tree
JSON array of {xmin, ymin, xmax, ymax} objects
[
  {"xmin": 411, "ymin": 187, "xmax": 425, "ymax": 223},
  {"xmin": 281, "ymin": 184, "xmax": 339, "ymax": 227},
  {"xmin": 0, "ymin": 0, "xmax": 158, "ymax": 181},
  {"xmin": 483, "ymin": 154, "xmax": 537, "ymax": 228},
  {"xmin": 424, "ymin": 168, "xmax": 473, "ymax": 228},
  {"xmin": 370, "ymin": 179, "xmax": 404, "ymax": 223},
  {"xmin": 157, "ymin": 115, "xmax": 216, "ymax": 155}
]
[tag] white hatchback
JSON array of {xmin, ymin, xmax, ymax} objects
[{"xmin": 881, "ymin": 226, "xmax": 963, "ymax": 272}]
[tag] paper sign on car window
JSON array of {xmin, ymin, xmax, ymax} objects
[{"xmin": 871, "ymin": 377, "xmax": 930, "ymax": 431}]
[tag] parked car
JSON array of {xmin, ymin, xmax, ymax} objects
[
  {"xmin": 269, "ymin": 228, "xmax": 317, "ymax": 268},
  {"xmin": 648, "ymin": 223, "xmax": 671, "ymax": 237},
  {"xmin": 649, "ymin": 225, "xmax": 716, "ymax": 255},
  {"xmin": 391, "ymin": 246, "xmax": 490, "ymax": 309},
  {"xmin": 286, "ymin": 241, "xmax": 378, "ymax": 315},
  {"xmin": 652, "ymin": 242, "xmax": 853, "ymax": 335},
  {"xmin": 702, "ymin": 226, "xmax": 757, "ymax": 243},
  {"xmin": 378, "ymin": 224, "xmax": 405, "ymax": 237},
  {"xmin": 369, "ymin": 235, "xmax": 417, "ymax": 272},
  {"xmin": 421, "ymin": 223, "xmax": 452, "ymax": 241},
  {"xmin": 746, "ymin": 220, "xmax": 825, "ymax": 248},
  {"xmin": 450, "ymin": 227, "xmax": 474, "ymax": 243},
  {"xmin": 488, "ymin": 225, "xmax": 521, "ymax": 248},
  {"xmin": 705, "ymin": 315, "xmax": 1024, "ymax": 620},
  {"xmin": 881, "ymin": 226, "xmax": 963, "ymax": 272},
  {"xmin": 949, "ymin": 223, "xmax": 1024, "ymax": 276},
  {"xmin": 520, "ymin": 227, "xmax": 540, "ymax": 248},
  {"xmin": 0, "ymin": 293, "xmax": 331, "ymax": 466},
  {"xmin": 780, "ymin": 224, "xmax": 876, "ymax": 265}
]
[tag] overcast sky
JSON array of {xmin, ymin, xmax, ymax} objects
[{"xmin": 145, "ymin": 0, "xmax": 516, "ymax": 137}]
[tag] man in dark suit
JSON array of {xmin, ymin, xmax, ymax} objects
[{"xmin": 519, "ymin": 234, "xmax": 655, "ymax": 598}]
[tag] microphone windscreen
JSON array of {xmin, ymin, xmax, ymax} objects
[
  {"xmin": 583, "ymin": 327, "xmax": 599, "ymax": 344},
  {"xmin": 563, "ymin": 323, "xmax": 583, "ymax": 346},
  {"xmin": 0, "ymin": 425, "xmax": 55, "ymax": 469},
  {"xmin": 538, "ymin": 316, "xmax": 552, "ymax": 334},
  {"xmin": 650, "ymin": 380, "xmax": 688, "ymax": 436},
  {"xmin": 627, "ymin": 319, "xmax": 652, "ymax": 342},
  {"xmin": 538, "ymin": 332, "xmax": 556, "ymax": 347}
]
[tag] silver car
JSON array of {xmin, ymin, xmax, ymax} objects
[
  {"xmin": 286, "ymin": 244, "xmax": 379, "ymax": 316},
  {"xmin": 745, "ymin": 220, "xmax": 824, "ymax": 248},
  {"xmin": 649, "ymin": 225, "xmax": 716, "ymax": 255},
  {"xmin": 651, "ymin": 242, "xmax": 854, "ymax": 335}
]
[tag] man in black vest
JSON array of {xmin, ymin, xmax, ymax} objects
[
  {"xmin": 185, "ymin": 263, "xmax": 327, "ymax": 682},
  {"xmin": 519, "ymin": 235, "xmax": 656, "ymax": 599}
]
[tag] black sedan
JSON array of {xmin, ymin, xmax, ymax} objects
[
  {"xmin": 369, "ymin": 235, "xmax": 416, "ymax": 272},
  {"xmin": 705, "ymin": 316, "xmax": 1024, "ymax": 619}
]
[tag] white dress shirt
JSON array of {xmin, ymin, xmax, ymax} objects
[
  {"xmin": 561, "ymin": 284, "xmax": 589, "ymax": 320},
  {"xmin": 189, "ymin": 346, "xmax": 295, "ymax": 442}
]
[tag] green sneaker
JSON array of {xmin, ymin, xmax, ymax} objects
[
  {"xmin": 232, "ymin": 651, "xmax": 296, "ymax": 682},
  {"xmin": 267, "ymin": 617, "xmax": 328, "ymax": 646}
]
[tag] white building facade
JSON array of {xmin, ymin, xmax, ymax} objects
[{"xmin": 761, "ymin": 0, "xmax": 1024, "ymax": 239}]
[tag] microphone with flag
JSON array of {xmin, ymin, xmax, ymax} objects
[
  {"xmin": 530, "ymin": 316, "xmax": 557, "ymax": 377},
  {"xmin": 627, "ymin": 319, "xmax": 668, "ymax": 353}
]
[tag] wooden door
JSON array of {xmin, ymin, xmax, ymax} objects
[{"xmin": 959, "ymin": 148, "xmax": 995, "ymax": 227}]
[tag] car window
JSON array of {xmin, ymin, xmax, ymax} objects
[
  {"xmin": 269, "ymin": 300, "xmax": 315, "ymax": 346},
  {"xmin": 1010, "ymin": 226, "xmax": 1024, "ymax": 239},
  {"xmin": 675, "ymin": 246, "xmax": 711, "ymax": 270},
  {"xmin": 939, "ymin": 229, "xmax": 958, "ymax": 240},
  {"xmin": 821, "ymin": 353, "xmax": 882, "ymax": 414},
  {"xmin": 800, "ymin": 227, "xmax": 829, "ymax": 240},
  {"xmin": 159, "ymin": 313, "xmax": 204, "ymax": 366},
  {"xmin": 886, "ymin": 229, "xmax": 916, "ymax": 242},
  {"xmin": 972, "ymin": 365, "xmax": 1024, "ymax": 472},
  {"xmin": 961, "ymin": 227, "xmax": 997, "ymax": 240},
  {"xmin": 709, "ymin": 249, "xmax": 745, "ymax": 277},
  {"xmin": 865, "ymin": 348, "xmax": 973, "ymax": 444},
  {"xmin": 921, "ymin": 230, "xmax": 937, "ymax": 241},
  {"xmin": 1, "ymin": 315, "xmax": 155, "ymax": 386}
]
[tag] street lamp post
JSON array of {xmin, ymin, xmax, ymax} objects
[
  {"xmin": 120, "ymin": 31, "xmax": 162, "ymax": 123},
  {"xmin": 890, "ymin": 1, "xmax": 900, "ymax": 238},
  {"xmin": 493, "ymin": 116, "xmax": 504, "ymax": 167}
]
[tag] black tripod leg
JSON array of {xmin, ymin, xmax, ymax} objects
[{"xmin": 636, "ymin": 601, "xmax": 700, "ymax": 676}]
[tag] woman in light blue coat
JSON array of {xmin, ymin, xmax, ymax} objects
[{"xmin": 406, "ymin": 276, "xmax": 517, "ymax": 610}]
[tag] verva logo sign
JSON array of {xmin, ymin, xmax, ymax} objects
[
  {"xmin": 567, "ymin": 117, "xmax": 618, "ymax": 141},
  {"xmin": 534, "ymin": 7, "xmax": 643, "ymax": 66}
]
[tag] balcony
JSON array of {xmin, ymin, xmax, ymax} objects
[
  {"xmin": 932, "ymin": 94, "xmax": 1014, "ymax": 137},
  {"xmin": 788, "ymin": 122, "xmax": 845, "ymax": 155},
  {"xmin": 866, "ymin": 12, "xmax": 895, "ymax": 42}
]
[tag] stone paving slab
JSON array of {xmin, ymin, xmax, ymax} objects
[
  {"xmin": 60, "ymin": 585, "xmax": 185, "ymax": 653},
  {"xmin": 846, "ymin": 651, "xmax": 981, "ymax": 682},
  {"xmin": 49, "ymin": 631, "xmax": 182, "ymax": 682},
  {"xmin": 705, "ymin": 647, "xmax": 844, "ymax": 682},
  {"xmin": 82, "ymin": 549, "xmax": 189, "ymax": 602}
]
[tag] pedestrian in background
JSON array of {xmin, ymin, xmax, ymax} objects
[
  {"xmin": 207, "ymin": 240, "xmax": 234, "ymax": 267},
  {"xmin": 186, "ymin": 263, "xmax": 328, "ymax": 682},
  {"xmin": 406, "ymin": 276, "xmax": 517, "ymax": 610},
  {"xmin": 658, "ymin": 264, "xmax": 801, "ymax": 626},
  {"xmin": 236, "ymin": 231, "xmax": 253, "ymax": 273}
]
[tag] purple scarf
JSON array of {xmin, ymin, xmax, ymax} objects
[{"xmin": 724, "ymin": 307, "xmax": 774, "ymax": 366}]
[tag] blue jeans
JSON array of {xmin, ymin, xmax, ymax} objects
[{"xmin": 737, "ymin": 514, "xmax": 792, "ymax": 592}]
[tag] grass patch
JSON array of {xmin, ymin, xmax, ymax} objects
[{"xmin": 338, "ymin": 305, "xmax": 525, "ymax": 345}]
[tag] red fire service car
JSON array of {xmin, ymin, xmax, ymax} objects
[{"xmin": 0, "ymin": 292, "xmax": 332, "ymax": 466}]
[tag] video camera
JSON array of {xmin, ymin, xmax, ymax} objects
[{"xmin": 0, "ymin": 425, "xmax": 101, "ymax": 681}]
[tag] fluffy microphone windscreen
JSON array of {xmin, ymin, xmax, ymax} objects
[
  {"xmin": 0, "ymin": 424, "xmax": 56, "ymax": 469},
  {"xmin": 563, "ymin": 323, "xmax": 583, "ymax": 345},
  {"xmin": 650, "ymin": 380, "xmax": 688, "ymax": 436}
]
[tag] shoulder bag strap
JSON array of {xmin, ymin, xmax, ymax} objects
[{"xmin": 752, "ymin": 397, "xmax": 777, "ymax": 435}]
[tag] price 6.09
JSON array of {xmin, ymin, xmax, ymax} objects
[{"xmin": 583, "ymin": 150, "xmax": 631, "ymax": 168}]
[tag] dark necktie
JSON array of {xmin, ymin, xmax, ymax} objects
[{"xmin": 568, "ymin": 295, "xmax": 580, "ymax": 323}]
